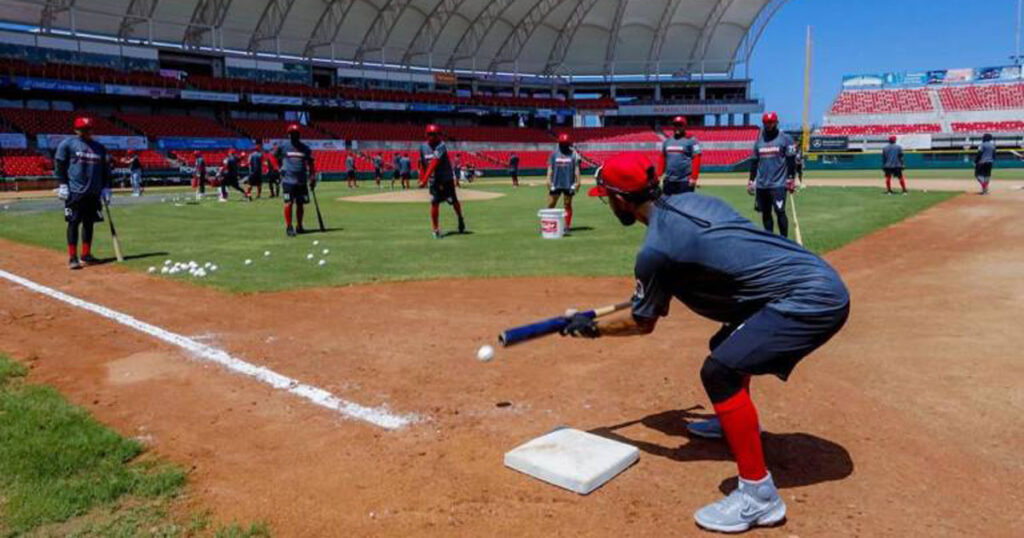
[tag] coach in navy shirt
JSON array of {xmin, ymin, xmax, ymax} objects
[{"xmin": 563, "ymin": 154, "xmax": 849, "ymax": 533}]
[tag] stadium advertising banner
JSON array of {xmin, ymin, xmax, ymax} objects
[
  {"xmin": 15, "ymin": 77, "xmax": 102, "ymax": 94},
  {"xmin": 611, "ymin": 102, "xmax": 763, "ymax": 116},
  {"xmin": 896, "ymin": 134, "xmax": 932, "ymax": 150},
  {"xmin": 156, "ymin": 137, "xmax": 252, "ymax": 150},
  {"xmin": 180, "ymin": 90, "xmax": 240, "ymax": 103},
  {"xmin": 266, "ymin": 139, "xmax": 346, "ymax": 150},
  {"xmin": 105, "ymin": 84, "xmax": 179, "ymax": 99},
  {"xmin": 809, "ymin": 136, "xmax": 849, "ymax": 152},
  {"xmin": 841, "ymin": 74, "xmax": 886, "ymax": 88},
  {"xmin": 844, "ymin": 64, "xmax": 1024, "ymax": 89},
  {"xmin": 0, "ymin": 133, "xmax": 27, "ymax": 149},
  {"xmin": 37, "ymin": 134, "xmax": 147, "ymax": 150},
  {"xmin": 357, "ymin": 101, "xmax": 408, "ymax": 111},
  {"xmin": 409, "ymin": 103, "xmax": 456, "ymax": 113},
  {"xmin": 250, "ymin": 94, "xmax": 304, "ymax": 106}
]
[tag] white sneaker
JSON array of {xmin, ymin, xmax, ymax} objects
[{"xmin": 694, "ymin": 473, "xmax": 786, "ymax": 533}]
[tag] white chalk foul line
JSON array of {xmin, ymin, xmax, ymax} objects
[{"xmin": 0, "ymin": 268, "xmax": 417, "ymax": 430}]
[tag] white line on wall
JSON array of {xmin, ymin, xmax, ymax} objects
[{"xmin": 0, "ymin": 268, "xmax": 417, "ymax": 430}]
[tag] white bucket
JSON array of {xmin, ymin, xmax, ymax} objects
[{"xmin": 538, "ymin": 208, "xmax": 567, "ymax": 239}]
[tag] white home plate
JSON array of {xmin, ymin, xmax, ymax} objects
[{"xmin": 504, "ymin": 428, "xmax": 639, "ymax": 494}]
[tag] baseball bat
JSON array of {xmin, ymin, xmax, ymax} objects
[
  {"xmin": 498, "ymin": 301, "xmax": 632, "ymax": 347},
  {"xmin": 789, "ymin": 191, "xmax": 804, "ymax": 246},
  {"xmin": 311, "ymin": 174, "xmax": 326, "ymax": 232},
  {"xmin": 103, "ymin": 199, "xmax": 124, "ymax": 262}
]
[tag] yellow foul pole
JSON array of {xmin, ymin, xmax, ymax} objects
[{"xmin": 801, "ymin": 26, "xmax": 813, "ymax": 154}]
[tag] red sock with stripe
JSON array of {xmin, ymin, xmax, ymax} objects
[
  {"xmin": 81, "ymin": 243, "xmax": 91, "ymax": 257},
  {"xmin": 713, "ymin": 388, "xmax": 767, "ymax": 481},
  {"xmin": 68, "ymin": 244, "xmax": 77, "ymax": 258},
  {"xmin": 430, "ymin": 204, "xmax": 440, "ymax": 231},
  {"xmin": 284, "ymin": 203, "xmax": 293, "ymax": 227}
]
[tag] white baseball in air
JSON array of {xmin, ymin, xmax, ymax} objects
[
  {"xmin": 244, "ymin": 259, "xmax": 252, "ymax": 265},
  {"xmin": 476, "ymin": 345, "xmax": 495, "ymax": 363},
  {"xmin": 318, "ymin": 259, "xmax": 327, "ymax": 266}
]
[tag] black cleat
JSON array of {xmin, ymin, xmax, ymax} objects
[
  {"xmin": 458, "ymin": 219, "xmax": 466, "ymax": 234},
  {"xmin": 80, "ymin": 254, "xmax": 100, "ymax": 265},
  {"xmin": 432, "ymin": 230, "xmax": 442, "ymax": 239},
  {"xmin": 286, "ymin": 226, "xmax": 296, "ymax": 237},
  {"xmin": 69, "ymin": 258, "xmax": 82, "ymax": 270},
  {"xmin": 296, "ymin": 226, "xmax": 307, "ymax": 235}
]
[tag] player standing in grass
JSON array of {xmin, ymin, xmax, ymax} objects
[
  {"xmin": 218, "ymin": 149, "xmax": 250, "ymax": 202},
  {"xmin": 748, "ymin": 112, "xmax": 796, "ymax": 237},
  {"xmin": 266, "ymin": 142, "xmax": 281, "ymax": 198},
  {"xmin": 280, "ymin": 124, "xmax": 316, "ymax": 237},
  {"xmin": 509, "ymin": 152, "xmax": 520, "ymax": 187},
  {"xmin": 419, "ymin": 124, "xmax": 466, "ymax": 239},
  {"xmin": 399, "ymin": 153, "xmax": 412, "ymax": 190},
  {"xmin": 345, "ymin": 153, "xmax": 357, "ymax": 188},
  {"xmin": 192, "ymin": 151, "xmax": 207, "ymax": 201},
  {"xmin": 55, "ymin": 117, "xmax": 111, "ymax": 270},
  {"xmin": 373, "ymin": 153, "xmax": 384, "ymax": 189},
  {"xmin": 245, "ymin": 145, "xmax": 264, "ymax": 199},
  {"xmin": 660, "ymin": 116, "xmax": 702, "ymax": 195},
  {"xmin": 566, "ymin": 154, "xmax": 849, "ymax": 533},
  {"xmin": 392, "ymin": 153, "xmax": 402, "ymax": 189},
  {"xmin": 547, "ymin": 133, "xmax": 582, "ymax": 230},
  {"xmin": 975, "ymin": 133, "xmax": 996, "ymax": 195},
  {"xmin": 882, "ymin": 135, "xmax": 907, "ymax": 195},
  {"xmin": 126, "ymin": 150, "xmax": 143, "ymax": 197}
]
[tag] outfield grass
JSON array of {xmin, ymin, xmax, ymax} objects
[
  {"xmin": 0, "ymin": 182, "xmax": 956, "ymax": 293},
  {"xmin": 0, "ymin": 354, "xmax": 271, "ymax": 537}
]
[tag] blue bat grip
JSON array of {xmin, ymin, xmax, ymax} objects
[{"xmin": 498, "ymin": 309, "xmax": 597, "ymax": 347}]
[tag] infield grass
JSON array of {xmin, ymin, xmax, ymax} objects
[{"xmin": 0, "ymin": 180, "xmax": 956, "ymax": 293}]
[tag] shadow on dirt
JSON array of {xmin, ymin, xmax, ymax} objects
[{"xmin": 590, "ymin": 407, "xmax": 854, "ymax": 491}]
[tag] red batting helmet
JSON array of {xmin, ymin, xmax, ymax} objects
[
  {"xmin": 73, "ymin": 117, "xmax": 93, "ymax": 130},
  {"xmin": 557, "ymin": 132, "xmax": 572, "ymax": 145},
  {"xmin": 672, "ymin": 116, "xmax": 688, "ymax": 127},
  {"xmin": 589, "ymin": 154, "xmax": 658, "ymax": 198},
  {"xmin": 287, "ymin": 124, "xmax": 301, "ymax": 134},
  {"xmin": 762, "ymin": 111, "xmax": 779, "ymax": 127},
  {"xmin": 889, "ymin": 135, "xmax": 897, "ymax": 143},
  {"xmin": 426, "ymin": 124, "xmax": 441, "ymax": 136}
]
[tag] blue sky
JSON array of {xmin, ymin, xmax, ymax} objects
[{"xmin": 748, "ymin": 0, "xmax": 1022, "ymax": 128}]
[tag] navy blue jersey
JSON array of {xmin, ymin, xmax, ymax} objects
[
  {"xmin": 509, "ymin": 155, "xmax": 520, "ymax": 170},
  {"xmin": 751, "ymin": 131, "xmax": 796, "ymax": 189},
  {"xmin": 662, "ymin": 136, "xmax": 702, "ymax": 181},
  {"xmin": 345, "ymin": 155, "xmax": 355, "ymax": 173},
  {"xmin": 373, "ymin": 156, "xmax": 383, "ymax": 171},
  {"xmin": 222, "ymin": 155, "xmax": 239, "ymax": 180},
  {"xmin": 393, "ymin": 154, "xmax": 402, "ymax": 170},
  {"xmin": 549, "ymin": 149, "xmax": 578, "ymax": 190},
  {"xmin": 54, "ymin": 136, "xmax": 110, "ymax": 195},
  {"xmin": 128, "ymin": 154, "xmax": 142, "ymax": 172},
  {"xmin": 882, "ymin": 143, "xmax": 904, "ymax": 169},
  {"xmin": 420, "ymin": 141, "xmax": 454, "ymax": 183},
  {"xmin": 632, "ymin": 194, "xmax": 849, "ymax": 323},
  {"xmin": 398, "ymin": 156, "xmax": 412, "ymax": 174},
  {"xmin": 976, "ymin": 141, "xmax": 996, "ymax": 165},
  {"xmin": 195, "ymin": 156, "xmax": 206, "ymax": 176},
  {"xmin": 248, "ymin": 151, "xmax": 263, "ymax": 178},
  {"xmin": 278, "ymin": 141, "xmax": 313, "ymax": 185}
]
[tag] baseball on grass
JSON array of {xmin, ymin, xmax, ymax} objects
[
  {"xmin": 244, "ymin": 259, "xmax": 252, "ymax": 265},
  {"xmin": 476, "ymin": 345, "xmax": 495, "ymax": 362}
]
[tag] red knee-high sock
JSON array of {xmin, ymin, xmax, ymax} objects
[
  {"xmin": 430, "ymin": 203, "xmax": 440, "ymax": 231},
  {"xmin": 899, "ymin": 177, "xmax": 907, "ymax": 192},
  {"xmin": 284, "ymin": 203, "xmax": 293, "ymax": 227},
  {"xmin": 68, "ymin": 244, "xmax": 77, "ymax": 258},
  {"xmin": 452, "ymin": 200, "xmax": 463, "ymax": 218},
  {"xmin": 296, "ymin": 204, "xmax": 305, "ymax": 227},
  {"xmin": 81, "ymin": 242, "xmax": 91, "ymax": 257},
  {"xmin": 885, "ymin": 175, "xmax": 892, "ymax": 192},
  {"xmin": 714, "ymin": 388, "xmax": 767, "ymax": 481},
  {"xmin": 565, "ymin": 207, "xmax": 573, "ymax": 229}
]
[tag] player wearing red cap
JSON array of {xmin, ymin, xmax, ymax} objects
[
  {"xmin": 546, "ymin": 132, "xmax": 582, "ymax": 230},
  {"xmin": 881, "ymin": 135, "xmax": 907, "ymax": 195},
  {"xmin": 419, "ymin": 124, "xmax": 467, "ymax": 239},
  {"xmin": 749, "ymin": 112, "xmax": 797, "ymax": 237},
  {"xmin": 278, "ymin": 124, "xmax": 315, "ymax": 236},
  {"xmin": 568, "ymin": 153, "xmax": 849, "ymax": 533},
  {"xmin": 660, "ymin": 116, "xmax": 702, "ymax": 195},
  {"xmin": 55, "ymin": 117, "xmax": 112, "ymax": 270}
]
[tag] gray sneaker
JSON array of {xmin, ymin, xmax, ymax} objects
[
  {"xmin": 687, "ymin": 418, "xmax": 723, "ymax": 439},
  {"xmin": 694, "ymin": 473, "xmax": 786, "ymax": 533}
]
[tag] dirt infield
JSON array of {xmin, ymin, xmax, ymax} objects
[
  {"xmin": 1, "ymin": 191, "xmax": 1023, "ymax": 536},
  {"xmin": 340, "ymin": 188, "xmax": 505, "ymax": 203}
]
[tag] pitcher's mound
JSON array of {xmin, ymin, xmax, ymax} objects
[{"xmin": 340, "ymin": 189, "xmax": 505, "ymax": 203}]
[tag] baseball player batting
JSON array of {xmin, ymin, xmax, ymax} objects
[
  {"xmin": 566, "ymin": 154, "xmax": 850, "ymax": 533},
  {"xmin": 55, "ymin": 117, "xmax": 112, "ymax": 270},
  {"xmin": 660, "ymin": 116, "xmax": 702, "ymax": 195},
  {"xmin": 748, "ymin": 112, "xmax": 797, "ymax": 237}
]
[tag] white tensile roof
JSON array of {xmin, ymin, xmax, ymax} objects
[{"xmin": 0, "ymin": 0, "xmax": 787, "ymax": 77}]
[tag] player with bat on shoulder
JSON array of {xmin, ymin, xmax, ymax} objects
[
  {"xmin": 562, "ymin": 154, "xmax": 850, "ymax": 533},
  {"xmin": 55, "ymin": 117, "xmax": 112, "ymax": 270}
]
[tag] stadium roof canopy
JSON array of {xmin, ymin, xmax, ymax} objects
[{"xmin": 0, "ymin": 0, "xmax": 788, "ymax": 77}]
